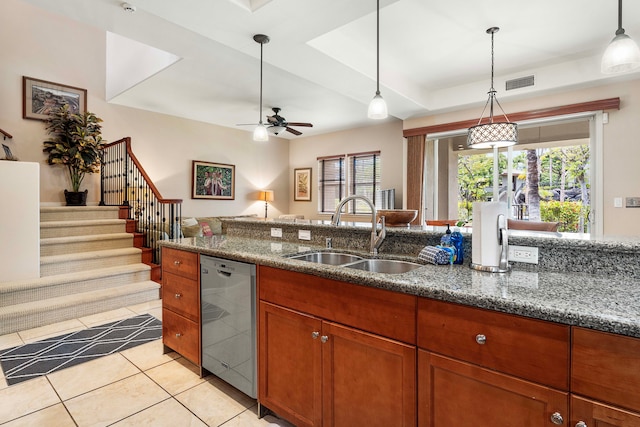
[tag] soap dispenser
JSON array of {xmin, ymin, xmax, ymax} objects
[{"xmin": 438, "ymin": 224, "xmax": 457, "ymax": 264}]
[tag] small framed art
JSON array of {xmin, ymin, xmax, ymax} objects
[
  {"xmin": 294, "ymin": 168, "xmax": 312, "ymax": 201},
  {"xmin": 192, "ymin": 160, "xmax": 235, "ymax": 200}
]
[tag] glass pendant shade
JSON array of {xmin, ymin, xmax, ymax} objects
[
  {"xmin": 601, "ymin": 32, "xmax": 640, "ymax": 74},
  {"xmin": 368, "ymin": 92, "xmax": 388, "ymax": 119},
  {"xmin": 253, "ymin": 123, "xmax": 269, "ymax": 141},
  {"xmin": 467, "ymin": 122, "xmax": 518, "ymax": 149},
  {"xmin": 270, "ymin": 125, "xmax": 287, "ymax": 135}
]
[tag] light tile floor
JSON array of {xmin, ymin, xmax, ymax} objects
[{"xmin": 0, "ymin": 300, "xmax": 294, "ymax": 427}]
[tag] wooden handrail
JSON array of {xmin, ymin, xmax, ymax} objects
[
  {"xmin": 403, "ymin": 98, "xmax": 621, "ymax": 138},
  {"xmin": 105, "ymin": 137, "xmax": 182, "ymax": 204},
  {"xmin": 0, "ymin": 128, "xmax": 12, "ymax": 140}
]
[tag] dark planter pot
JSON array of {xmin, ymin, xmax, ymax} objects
[{"xmin": 64, "ymin": 189, "xmax": 88, "ymax": 206}]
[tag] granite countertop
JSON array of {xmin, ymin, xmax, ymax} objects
[{"xmin": 160, "ymin": 235, "xmax": 640, "ymax": 339}]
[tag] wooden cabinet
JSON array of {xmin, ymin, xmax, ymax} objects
[
  {"xmin": 418, "ymin": 298, "xmax": 570, "ymax": 390},
  {"xmin": 259, "ymin": 302, "xmax": 322, "ymax": 427},
  {"xmin": 417, "ymin": 298, "xmax": 570, "ymax": 426},
  {"xmin": 258, "ymin": 266, "xmax": 417, "ymax": 427},
  {"xmin": 571, "ymin": 395, "xmax": 640, "ymax": 427},
  {"xmin": 571, "ymin": 327, "xmax": 640, "ymax": 424},
  {"xmin": 161, "ymin": 247, "xmax": 200, "ymax": 366},
  {"xmin": 418, "ymin": 351, "xmax": 568, "ymax": 426}
]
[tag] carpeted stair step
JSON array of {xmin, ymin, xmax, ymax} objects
[
  {"xmin": 0, "ymin": 264, "xmax": 151, "ymax": 307},
  {"xmin": 40, "ymin": 233, "xmax": 134, "ymax": 257},
  {"xmin": 40, "ymin": 219, "xmax": 128, "ymax": 238},
  {"xmin": 40, "ymin": 248, "xmax": 144, "ymax": 277},
  {"xmin": 40, "ymin": 206, "xmax": 121, "ymax": 222},
  {"xmin": 0, "ymin": 281, "xmax": 161, "ymax": 336}
]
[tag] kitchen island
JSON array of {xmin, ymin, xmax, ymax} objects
[{"xmin": 160, "ymin": 223, "xmax": 640, "ymax": 427}]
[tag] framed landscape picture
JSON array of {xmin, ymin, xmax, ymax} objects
[
  {"xmin": 192, "ymin": 160, "xmax": 235, "ymax": 200},
  {"xmin": 23, "ymin": 76, "xmax": 87, "ymax": 121},
  {"xmin": 294, "ymin": 168, "xmax": 312, "ymax": 201}
]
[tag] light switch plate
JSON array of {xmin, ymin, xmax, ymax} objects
[
  {"xmin": 298, "ymin": 230, "xmax": 311, "ymax": 240},
  {"xmin": 270, "ymin": 227, "xmax": 282, "ymax": 238},
  {"xmin": 614, "ymin": 197, "xmax": 623, "ymax": 208}
]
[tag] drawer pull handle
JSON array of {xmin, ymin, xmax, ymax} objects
[
  {"xmin": 174, "ymin": 260, "xmax": 181, "ymax": 265},
  {"xmin": 175, "ymin": 333, "xmax": 182, "ymax": 338},
  {"xmin": 174, "ymin": 293, "xmax": 182, "ymax": 299},
  {"xmin": 575, "ymin": 422, "xmax": 587, "ymax": 427},
  {"xmin": 475, "ymin": 334, "xmax": 487, "ymax": 345},
  {"xmin": 320, "ymin": 335, "xmax": 329, "ymax": 343},
  {"xmin": 550, "ymin": 412, "xmax": 563, "ymax": 425},
  {"xmin": 311, "ymin": 331, "xmax": 320, "ymax": 339}
]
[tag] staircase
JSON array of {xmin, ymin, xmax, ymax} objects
[{"xmin": 0, "ymin": 206, "xmax": 161, "ymax": 336}]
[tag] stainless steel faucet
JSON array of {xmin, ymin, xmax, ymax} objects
[
  {"xmin": 497, "ymin": 213, "xmax": 510, "ymax": 272},
  {"xmin": 331, "ymin": 195, "xmax": 386, "ymax": 255}
]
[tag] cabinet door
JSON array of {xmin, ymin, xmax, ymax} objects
[
  {"xmin": 572, "ymin": 327, "xmax": 640, "ymax": 414},
  {"xmin": 418, "ymin": 350, "xmax": 568, "ymax": 426},
  {"xmin": 322, "ymin": 321, "xmax": 416, "ymax": 427},
  {"xmin": 571, "ymin": 395, "xmax": 640, "ymax": 427},
  {"xmin": 259, "ymin": 302, "xmax": 322, "ymax": 427}
]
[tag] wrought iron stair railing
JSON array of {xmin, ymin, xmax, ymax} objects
[{"xmin": 100, "ymin": 137, "xmax": 182, "ymax": 264}]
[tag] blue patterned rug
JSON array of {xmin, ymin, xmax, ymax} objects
[{"xmin": 0, "ymin": 313, "xmax": 161, "ymax": 386}]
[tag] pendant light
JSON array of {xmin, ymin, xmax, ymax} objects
[
  {"xmin": 367, "ymin": 0, "xmax": 388, "ymax": 119},
  {"xmin": 601, "ymin": 0, "xmax": 640, "ymax": 74},
  {"xmin": 253, "ymin": 34, "xmax": 270, "ymax": 142},
  {"xmin": 467, "ymin": 27, "xmax": 518, "ymax": 149}
]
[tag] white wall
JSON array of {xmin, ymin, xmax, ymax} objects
[
  {"xmin": 0, "ymin": 0, "xmax": 289, "ymax": 219},
  {"xmin": 289, "ymin": 120, "xmax": 405, "ymax": 220}
]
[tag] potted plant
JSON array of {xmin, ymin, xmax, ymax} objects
[{"xmin": 43, "ymin": 104, "xmax": 104, "ymax": 206}]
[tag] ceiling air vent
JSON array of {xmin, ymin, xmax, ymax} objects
[{"xmin": 505, "ymin": 75, "xmax": 535, "ymax": 91}]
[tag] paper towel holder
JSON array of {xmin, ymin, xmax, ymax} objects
[{"xmin": 470, "ymin": 213, "xmax": 511, "ymax": 273}]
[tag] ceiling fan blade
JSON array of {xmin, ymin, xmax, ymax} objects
[
  {"xmin": 287, "ymin": 122, "xmax": 313, "ymax": 127},
  {"xmin": 266, "ymin": 115, "xmax": 278, "ymax": 124},
  {"xmin": 286, "ymin": 127, "xmax": 302, "ymax": 136}
]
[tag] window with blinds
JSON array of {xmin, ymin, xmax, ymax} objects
[
  {"xmin": 318, "ymin": 155, "xmax": 345, "ymax": 213},
  {"xmin": 317, "ymin": 151, "xmax": 380, "ymax": 214},
  {"xmin": 349, "ymin": 151, "xmax": 381, "ymax": 214}
]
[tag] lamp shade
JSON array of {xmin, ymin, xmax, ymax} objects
[
  {"xmin": 368, "ymin": 93, "xmax": 388, "ymax": 119},
  {"xmin": 270, "ymin": 125, "xmax": 287, "ymax": 135},
  {"xmin": 601, "ymin": 32, "xmax": 640, "ymax": 74},
  {"xmin": 467, "ymin": 122, "xmax": 518, "ymax": 149},
  {"xmin": 253, "ymin": 123, "xmax": 269, "ymax": 141},
  {"xmin": 258, "ymin": 190, "xmax": 274, "ymax": 202}
]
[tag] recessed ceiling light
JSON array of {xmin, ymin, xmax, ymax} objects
[{"xmin": 122, "ymin": 3, "xmax": 136, "ymax": 13}]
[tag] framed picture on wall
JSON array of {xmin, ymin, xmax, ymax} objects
[
  {"xmin": 192, "ymin": 160, "xmax": 235, "ymax": 200},
  {"xmin": 294, "ymin": 168, "xmax": 312, "ymax": 201},
  {"xmin": 22, "ymin": 76, "xmax": 87, "ymax": 121}
]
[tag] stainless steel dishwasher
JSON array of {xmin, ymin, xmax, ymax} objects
[{"xmin": 200, "ymin": 255, "xmax": 256, "ymax": 398}]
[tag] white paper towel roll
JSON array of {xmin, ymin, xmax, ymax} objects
[{"xmin": 472, "ymin": 202, "xmax": 507, "ymax": 268}]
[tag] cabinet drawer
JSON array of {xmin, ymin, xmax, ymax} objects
[
  {"xmin": 572, "ymin": 327, "xmax": 640, "ymax": 413},
  {"xmin": 162, "ymin": 247, "xmax": 199, "ymax": 278},
  {"xmin": 571, "ymin": 395, "xmax": 640, "ymax": 427},
  {"xmin": 417, "ymin": 298, "xmax": 569, "ymax": 390},
  {"xmin": 259, "ymin": 266, "xmax": 416, "ymax": 344},
  {"xmin": 163, "ymin": 308, "xmax": 200, "ymax": 365},
  {"xmin": 162, "ymin": 272, "xmax": 199, "ymax": 322}
]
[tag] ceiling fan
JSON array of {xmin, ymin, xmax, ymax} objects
[{"xmin": 266, "ymin": 107, "xmax": 313, "ymax": 136}]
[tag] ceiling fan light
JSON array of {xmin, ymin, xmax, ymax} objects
[
  {"xmin": 368, "ymin": 92, "xmax": 388, "ymax": 119},
  {"xmin": 253, "ymin": 123, "xmax": 269, "ymax": 141},
  {"xmin": 601, "ymin": 32, "xmax": 640, "ymax": 74},
  {"xmin": 270, "ymin": 125, "xmax": 287, "ymax": 135}
]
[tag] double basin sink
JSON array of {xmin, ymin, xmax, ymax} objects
[{"xmin": 287, "ymin": 251, "xmax": 422, "ymax": 274}]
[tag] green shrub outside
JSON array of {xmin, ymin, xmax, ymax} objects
[{"xmin": 540, "ymin": 200, "xmax": 590, "ymax": 232}]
